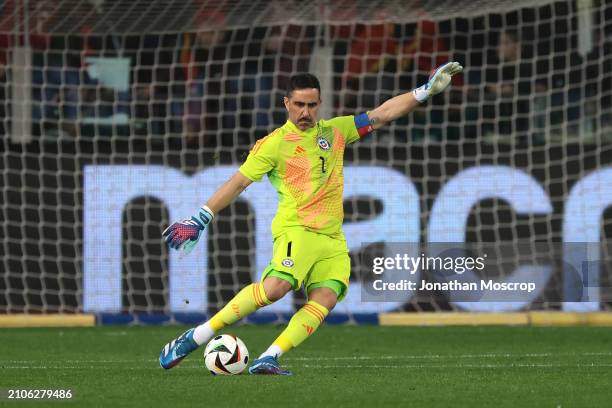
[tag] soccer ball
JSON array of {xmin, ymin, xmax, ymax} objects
[{"xmin": 203, "ymin": 334, "xmax": 249, "ymax": 375}]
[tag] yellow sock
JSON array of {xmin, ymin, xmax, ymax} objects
[
  {"xmin": 208, "ymin": 283, "xmax": 271, "ymax": 331},
  {"xmin": 272, "ymin": 300, "xmax": 329, "ymax": 353}
]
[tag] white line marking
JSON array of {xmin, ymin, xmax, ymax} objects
[
  {"xmin": 2, "ymin": 363, "xmax": 612, "ymax": 370},
  {"xmin": 283, "ymin": 351, "xmax": 612, "ymax": 361},
  {"xmin": 297, "ymin": 363, "xmax": 612, "ymax": 369},
  {"xmin": 3, "ymin": 351, "xmax": 612, "ymax": 365}
]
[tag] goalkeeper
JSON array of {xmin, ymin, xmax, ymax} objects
[{"xmin": 159, "ymin": 62, "xmax": 463, "ymax": 375}]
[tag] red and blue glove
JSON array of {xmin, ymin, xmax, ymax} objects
[{"xmin": 162, "ymin": 206, "xmax": 214, "ymax": 254}]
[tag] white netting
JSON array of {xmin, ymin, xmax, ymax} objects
[
  {"xmin": 0, "ymin": 0, "xmax": 568, "ymax": 34},
  {"xmin": 1, "ymin": 0, "xmax": 611, "ymax": 318}
]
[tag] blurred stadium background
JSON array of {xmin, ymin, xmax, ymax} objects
[{"xmin": 1, "ymin": 0, "xmax": 612, "ymax": 327}]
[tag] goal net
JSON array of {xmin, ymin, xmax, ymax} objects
[{"xmin": 1, "ymin": 0, "xmax": 611, "ymax": 321}]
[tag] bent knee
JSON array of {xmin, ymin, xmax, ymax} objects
[
  {"xmin": 308, "ymin": 287, "xmax": 338, "ymax": 311},
  {"xmin": 262, "ymin": 277, "xmax": 292, "ymax": 302},
  {"xmin": 320, "ymin": 299, "xmax": 337, "ymax": 312}
]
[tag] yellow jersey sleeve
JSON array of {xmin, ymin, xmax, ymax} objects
[
  {"xmin": 239, "ymin": 133, "xmax": 280, "ymax": 182},
  {"xmin": 325, "ymin": 115, "xmax": 363, "ymax": 144}
]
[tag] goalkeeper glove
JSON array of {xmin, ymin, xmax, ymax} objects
[
  {"xmin": 412, "ymin": 61, "xmax": 463, "ymax": 103},
  {"xmin": 162, "ymin": 206, "xmax": 214, "ymax": 254}
]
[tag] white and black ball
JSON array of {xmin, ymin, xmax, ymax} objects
[{"xmin": 203, "ymin": 334, "xmax": 249, "ymax": 375}]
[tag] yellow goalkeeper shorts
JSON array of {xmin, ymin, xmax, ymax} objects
[{"xmin": 261, "ymin": 227, "xmax": 350, "ymax": 301}]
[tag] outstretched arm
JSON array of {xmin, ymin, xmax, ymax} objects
[
  {"xmin": 163, "ymin": 171, "xmax": 252, "ymax": 253},
  {"xmin": 206, "ymin": 171, "xmax": 252, "ymax": 214},
  {"xmin": 367, "ymin": 62, "xmax": 463, "ymax": 130}
]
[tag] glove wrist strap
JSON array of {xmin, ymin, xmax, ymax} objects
[
  {"xmin": 412, "ymin": 84, "xmax": 430, "ymax": 103},
  {"xmin": 191, "ymin": 206, "xmax": 214, "ymax": 228},
  {"xmin": 201, "ymin": 205, "xmax": 215, "ymax": 219}
]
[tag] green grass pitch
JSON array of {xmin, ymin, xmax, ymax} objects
[{"xmin": 1, "ymin": 325, "xmax": 611, "ymax": 407}]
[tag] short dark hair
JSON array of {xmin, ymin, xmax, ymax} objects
[{"xmin": 286, "ymin": 73, "xmax": 321, "ymax": 98}]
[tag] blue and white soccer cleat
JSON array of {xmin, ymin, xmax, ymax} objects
[
  {"xmin": 159, "ymin": 328, "xmax": 199, "ymax": 369},
  {"xmin": 248, "ymin": 355, "xmax": 292, "ymax": 376}
]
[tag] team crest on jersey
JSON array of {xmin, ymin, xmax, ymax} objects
[
  {"xmin": 317, "ymin": 137, "xmax": 331, "ymax": 151},
  {"xmin": 281, "ymin": 258, "xmax": 294, "ymax": 268}
]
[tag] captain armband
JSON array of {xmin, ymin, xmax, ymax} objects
[{"xmin": 354, "ymin": 113, "xmax": 374, "ymax": 138}]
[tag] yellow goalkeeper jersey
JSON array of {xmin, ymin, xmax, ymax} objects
[{"xmin": 239, "ymin": 116, "xmax": 363, "ymax": 239}]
